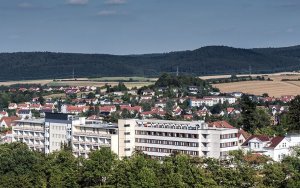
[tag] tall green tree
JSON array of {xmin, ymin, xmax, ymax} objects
[
  {"xmin": 81, "ymin": 147, "xmax": 117, "ymax": 187},
  {"xmin": 0, "ymin": 143, "xmax": 46, "ymax": 188},
  {"xmin": 287, "ymin": 95, "xmax": 300, "ymax": 131},
  {"xmin": 240, "ymin": 95, "xmax": 257, "ymax": 133},
  {"xmin": 44, "ymin": 150, "xmax": 80, "ymax": 188}
]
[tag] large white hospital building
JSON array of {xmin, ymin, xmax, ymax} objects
[{"xmin": 11, "ymin": 113, "xmax": 239, "ymax": 159}]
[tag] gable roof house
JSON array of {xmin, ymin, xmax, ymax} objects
[
  {"xmin": 0, "ymin": 111, "xmax": 8, "ymax": 119},
  {"xmin": 99, "ymin": 105, "xmax": 117, "ymax": 115},
  {"xmin": 16, "ymin": 109, "xmax": 32, "ymax": 119},
  {"xmin": 241, "ymin": 135, "xmax": 300, "ymax": 161},
  {"xmin": 120, "ymin": 105, "xmax": 142, "ymax": 113},
  {"xmin": 237, "ymin": 129, "xmax": 251, "ymax": 146},
  {"xmin": 0, "ymin": 116, "xmax": 20, "ymax": 128},
  {"xmin": 142, "ymin": 89, "xmax": 155, "ymax": 96},
  {"xmin": 8, "ymin": 103, "xmax": 18, "ymax": 110}
]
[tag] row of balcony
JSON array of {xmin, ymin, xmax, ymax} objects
[
  {"xmin": 13, "ymin": 126, "xmax": 44, "ymax": 131},
  {"xmin": 73, "ymin": 131, "xmax": 111, "ymax": 137},
  {"xmin": 14, "ymin": 135, "xmax": 45, "ymax": 140}
]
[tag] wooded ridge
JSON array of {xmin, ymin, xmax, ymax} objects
[{"xmin": 0, "ymin": 45, "xmax": 300, "ymax": 81}]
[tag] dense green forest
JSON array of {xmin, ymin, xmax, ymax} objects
[
  {"xmin": 1, "ymin": 142, "xmax": 300, "ymax": 188},
  {"xmin": 0, "ymin": 45, "xmax": 300, "ymax": 81}
]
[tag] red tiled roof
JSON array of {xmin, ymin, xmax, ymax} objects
[
  {"xmin": 30, "ymin": 104, "xmax": 41, "ymax": 108},
  {"xmin": 227, "ymin": 107, "xmax": 235, "ymax": 113},
  {"xmin": 209, "ymin": 121, "xmax": 234, "ymax": 129},
  {"xmin": 0, "ymin": 116, "xmax": 20, "ymax": 127},
  {"xmin": 0, "ymin": 111, "xmax": 7, "ymax": 115},
  {"xmin": 120, "ymin": 106, "xmax": 142, "ymax": 112},
  {"xmin": 268, "ymin": 136, "xmax": 285, "ymax": 148},
  {"xmin": 8, "ymin": 103, "xmax": 17, "ymax": 107},
  {"xmin": 99, "ymin": 105, "xmax": 116, "ymax": 112},
  {"xmin": 241, "ymin": 135, "xmax": 270, "ymax": 146},
  {"xmin": 238, "ymin": 129, "xmax": 251, "ymax": 139},
  {"xmin": 66, "ymin": 106, "xmax": 87, "ymax": 112},
  {"xmin": 183, "ymin": 115, "xmax": 193, "ymax": 119}
]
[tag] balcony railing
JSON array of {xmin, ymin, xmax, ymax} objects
[
  {"xmin": 13, "ymin": 126, "xmax": 44, "ymax": 131},
  {"xmin": 14, "ymin": 135, "xmax": 44, "ymax": 140},
  {"xmin": 73, "ymin": 131, "xmax": 111, "ymax": 138},
  {"xmin": 72, "ymin": 140, "xmax": 109, "ymax": 146}
]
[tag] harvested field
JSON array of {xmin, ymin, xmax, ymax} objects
[
  {"xmin": 47, "ymin": 81, "xmax": 153, "ymax": 89},
  {"xmin": 0, "ymin": 79, "xmax": 53, "ymax": 86},
  {"xmin": 214, "ymin": 80, "xmax": 300, "ymax": 97},
  {"xmin": 0, "ymin": 77, "xmax": 154, "ymax": 89}
]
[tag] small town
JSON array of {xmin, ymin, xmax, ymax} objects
[
  {"xmin": 2, "ymin": 0, "xmax": 300, "ymax": 187},
  {"xmin": 1, "ymin": 73, "xmax": 300, "ymax": 186}
]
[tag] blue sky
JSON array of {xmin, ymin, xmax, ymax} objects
[{"xmin": 1, "ymin": 0, "xmax": 300, "ymax": 54}]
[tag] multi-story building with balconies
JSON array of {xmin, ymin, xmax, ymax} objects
[
  {"xmin": 12, "ymin": 113, "xmax": 118, "ymax": 157},
  {"xmin": 11, "ymin": 113, "xmax": 239, "ymax": 160},
  {"xmin": 118, "ymin": 119, "xmax": 239, "ymax": 160},
  {"xmin": 12, "ymin": 119, "xmax": 45, "ymax": 152},
  {"xmin": 72, "ymin": 119, "xmax": 118, "ymax": 158}
]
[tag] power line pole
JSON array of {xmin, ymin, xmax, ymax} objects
[
  {"xmin": 72, "ymin": 68, "xmax": 75, "ymax": 80},
  {"xmin": 176, "ymin": 66, "xmax": 179, "ymax": 76}
]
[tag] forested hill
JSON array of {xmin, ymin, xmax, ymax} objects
[{"xmin": 1, "ymin": 45, "xmax": 300, "ymax": 81}]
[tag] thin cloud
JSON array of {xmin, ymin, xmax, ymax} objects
[
  {"xmin": 97, "ymin": 10, "xmax": 117, "ymax": 16},
  {"xmin": 286, "ymin": 28, "xmax": 294, "ymax": 33},
  {"xmin": 18, "ymin": 2, "xmax": 34, "ymax": 9},
  {"xmin": 67, "ymin": 0, "xmax": 89, "ymax": 5},
  {"xmin": 9, "ymin": 34, "xmax": 21, "ymax": 39},
  {"xmin": 105, "ymin": 0, "xmax": 127, "ymax": 5}
]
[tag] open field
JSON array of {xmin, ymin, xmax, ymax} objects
[
  {"xmin": 47, "ymin": 81, "xmax": 153, "ymax": 89},
  {"xmin": 200, "ymin": 72, "xmax": 300, "ymax": 80},
  {"xmin": 89, "ymin": 77, "xmax": 157, "ymax": 82},
  {"xmin": 0, "ymin": 77, "xmax": 155, "ymax": 89},
  {"xmin": 213, "ymin": 73, "xmax": 300, "ymax": 97},
  {"xmin": 2, "ymin": 72, "xmax": 300, "ymax": 97},
  {"xmin": 0, "ymin": 79, "xmax": 53, "ymax": 86}
]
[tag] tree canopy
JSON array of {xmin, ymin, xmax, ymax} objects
[{"xmin": 1, "ymin": 143, "xmax": 300, "ymax": 187}]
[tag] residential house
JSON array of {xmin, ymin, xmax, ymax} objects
[
  {"xmin": 237, "ymin": 129, "xmax": 251, "ymax": 147},
  {"xmin": 142, "ymin": 89, "xmax": 155, "ymax": 96},
  {"xmin": 183, "ymin": 114, "xmax": 193, "ymax": 120},
  {"xmin": 241, "ymin": 134, "xmax": 300, "ymax": 161},
  {"xmin": 280, "ymin": 95, "xmax": 295, "ymax": 103},
  {"xmin": 140, "ymin": 95, "xmax": 153, "ymax": 101},
  {"xmin": 127, "ymin": 90, "xmax": 137, "ymax": 95},
  {"xmin": 140, "ymin": 107, "xmax": 166, "ymax": 118},
  {"xmin": 17, "ymin": 103, "xmax": 30, "ymax": 110},
  {"xmin": 8, "ymin": 103, "xmax": 17, "ymax": 110},
  {"xmin": 0, "ymin": 111, "xmax": 8, "ymax": 119},
  {"xmin": 99, "ymin": 105, "xmax": 117, "ymax": 115},
  {"xmin": 120, "ymin": 105, "xmax": 142, "ymax": 113},
  {"xmin": 0, "ymin": 116, "xmax": 20, "ymax": 128},
  {"xmin": 30, "ymin": 103, "xmax": 42, "ymax": 111},
  {"xmin": 16, "ymin": 109, "xmax": 32, "ymax": 119}
]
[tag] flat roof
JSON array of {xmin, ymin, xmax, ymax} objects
[{"xmin": 15, "ymin": 119, "xmax": 44, "ymax": 124}]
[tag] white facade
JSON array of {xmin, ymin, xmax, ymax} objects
[
  {"xmin": 242, "ymin": 134, "xmax": 300, "ymax": 161},
  {"xmin": 72, "ymin": 119, "xmax": 118, "ymax": 158},
  {"xmin": 118, "ymin": 119, "xmax": 239, "ymax": 160},
  {"xmin": 190, "ymin": 96, "xmax": 236, "ymax": 107},
  {"xmin": 11, "ymin": 113, "xmax": 118, "ymax": 157},
  {"xmin": 12, "ymin": 119, "xmax": 45, "ymax": 152}
]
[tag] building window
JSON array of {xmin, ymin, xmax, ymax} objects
[
  {"xmin": 124, "ymin": 132, "xmax": 130, "ymax": 135},
  {"xmin": 124, "ymin": 124, "xmax": 130, "ymax": 127},
  {"xmin": 124, "ymin": 140, "xmax": 130, "ymax": 143},
  {"xmin": 124, "ymin": 148, "xmax": 130, "ymax": 151}
]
